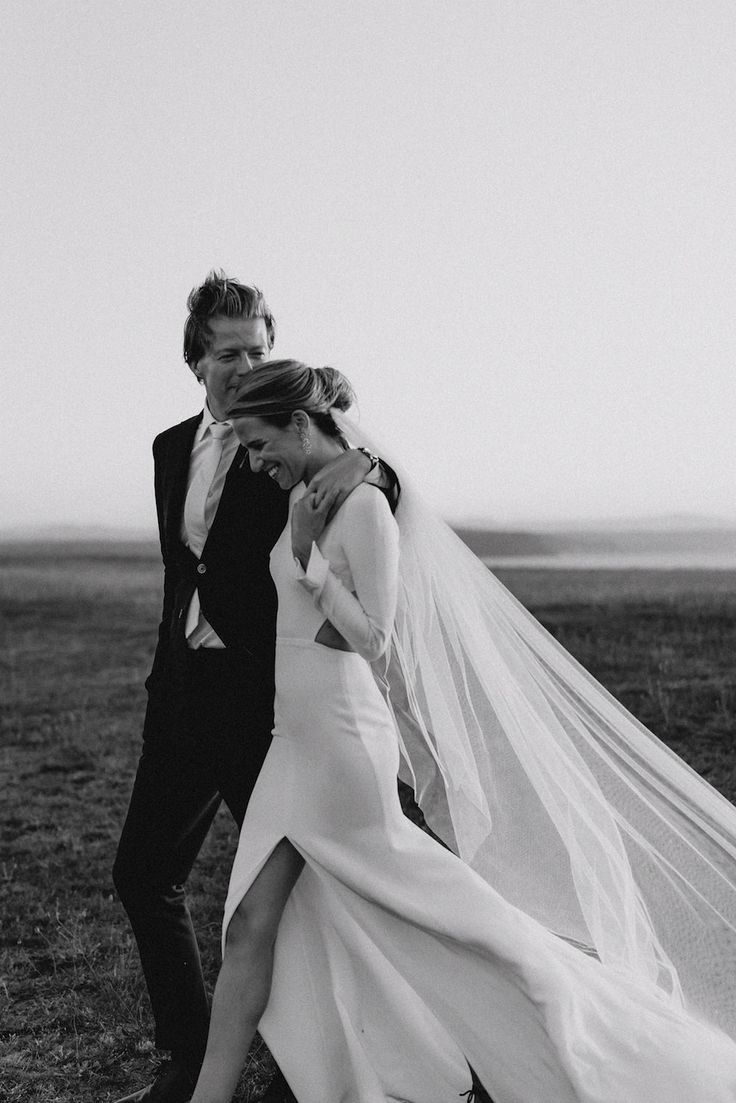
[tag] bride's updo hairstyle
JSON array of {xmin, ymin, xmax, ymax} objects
[{"xmin": 226, "ymin": 359, "xmax": 355, "ymax": 440}]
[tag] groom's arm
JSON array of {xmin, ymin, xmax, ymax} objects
[
  {"xmin": 307, "ymin": 447, "xmax": 400, "ymax": 521},
  {"xmin": 355, "ymin": 448, "xmax": 400, "ymax": 514},
  {"xmin": 145, "ymin": 434, "xmax": 176, "ymax": 695}
]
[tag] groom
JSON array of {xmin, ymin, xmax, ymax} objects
[{"xmin": 112, "ymin": 272, "xmax": 395, "ymax": 1103}]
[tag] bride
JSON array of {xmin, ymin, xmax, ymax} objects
[{"xmin": 189, "ymin": 359, "xmax": 736, "ymax": 1103}]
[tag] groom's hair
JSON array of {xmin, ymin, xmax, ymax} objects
[{"xmin": 183, "ymin": 270, "xmax": 276, "ymax": 366}]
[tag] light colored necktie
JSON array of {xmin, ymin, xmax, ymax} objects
[
  {"xmin": 183, "ymin": 421, "xmax": 234, "ymax": 558},
  {"xmin": 182, "ymin": 421, "xmax": 235, "ymax": 648}
]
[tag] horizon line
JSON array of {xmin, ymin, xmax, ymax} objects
[{"xmin": 4, "ymin": 511, "xmax": 736, "ymax": 541}]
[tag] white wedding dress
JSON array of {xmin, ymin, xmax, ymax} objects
[{"xmin": 222, "ymin": 482, "xmax": 736, "ymax": 1103}]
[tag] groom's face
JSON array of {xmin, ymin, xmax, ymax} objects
[{"xmin": 193, "ymin": 315, "xmax": 271, "ymax": 419}]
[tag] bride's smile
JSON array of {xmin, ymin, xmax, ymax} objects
[
  {"xmin": 233, "ymin": 410, "xmax": 346, "ymax": 490},
  {"xmin": 233, "ymin": 417, "xmax": 307, "ymax": 489}
]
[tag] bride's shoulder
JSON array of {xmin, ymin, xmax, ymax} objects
[
  {"xmin": 340, "ymin": 482, "xmax": 396, "ymax": 527},
  {"xmin": 348, "ymin": 481, "xmax": 391, "ymax": 505}
]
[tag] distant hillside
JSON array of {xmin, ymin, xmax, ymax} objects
[
  {"xmin": 454, "ymin": 528, "xmax": 551, "ymax": 557},
  {"xmin": 454, "ymin": 525, "xmax": 736, "ymax": 561},
  {"xmin": 539, "ymin": 527, "xmax": 736, "ymax": 557},
  {"xmin": 527, "ymin": 513, "xmax": 736, "ymax": 533},
  {"xmin": 3, "ymin": 519, "xmax": 736, "ymax": 566},
  {"xmin": 0, "ymin": 538, "xmax": 160, "ymax": 563},
  {"xmin": 0, "ymin": 524, "xmax": 156, "ymax": 542}
]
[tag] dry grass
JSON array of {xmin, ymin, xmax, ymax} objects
[{"xmin": 2, "ymin": 547, "xmax": 736, "ymax": 1101}]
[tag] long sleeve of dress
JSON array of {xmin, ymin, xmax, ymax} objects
[{"xmin": 296, "ymin": 484, "xmax": 399, "ymax": 662}]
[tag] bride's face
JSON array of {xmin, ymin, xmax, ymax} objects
[{"xmin": 233, "ymin": 414, "xmax": 307, "ymax": 489}]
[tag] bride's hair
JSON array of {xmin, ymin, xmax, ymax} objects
[{"xmin": 226, "ymin": 360, "xmax": 355, "ymax": 439}]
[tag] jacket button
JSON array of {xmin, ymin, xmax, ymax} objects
[{"xmin": 197, "ymin": 563, "xmax": 207, "ymax": 575}]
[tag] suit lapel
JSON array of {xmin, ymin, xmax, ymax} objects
[
  {"xmin": 162, "ymin": 421, "xmax": 286, "ymax": 557},
  {"xmin": 207, "ymin": 441, "xmax": 287, "ymax": 540},
  {"xmin": 205, "ymin": 443, "xmax": 250, "ymax": 536},
  {"xmin": 162, "ymin": 415, "xmax": 201, "ymax": 547}
]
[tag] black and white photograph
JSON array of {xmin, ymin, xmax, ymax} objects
[{"xmin": 3, "ymin": 3, "xmax": 736, "ymax": 1101}]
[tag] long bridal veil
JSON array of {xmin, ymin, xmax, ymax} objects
[{"xmin": 335, "ymin": 410, "xmax": 736, "ymax": 1043}]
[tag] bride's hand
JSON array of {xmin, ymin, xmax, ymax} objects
[{"xmin": 291, "ymin": 491, "xmax": 333, "ymax": 568}]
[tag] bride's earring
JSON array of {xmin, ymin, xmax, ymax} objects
[{"xmin": 299, "ymin": 429, "xmax": 312, "ymax": 455}]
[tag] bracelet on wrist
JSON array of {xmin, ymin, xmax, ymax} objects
[{"xmin": 356, "ymin": 446, "xmax": 379, "ymax": 474}]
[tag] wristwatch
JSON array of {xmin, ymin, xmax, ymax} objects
[{"xmin": 356, "ymin": 447, "xmax": 379, "ymax": 473}]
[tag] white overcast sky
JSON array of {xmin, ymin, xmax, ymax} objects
[{"xmin": 3, "ymin": 0, "xmax": 736, "ymax": 531}]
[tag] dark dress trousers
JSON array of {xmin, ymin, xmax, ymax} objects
[{"xmin": 113, "ymin": 414, "xmax": 290, "ymax": 1062}]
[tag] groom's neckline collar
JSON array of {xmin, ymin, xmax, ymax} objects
[{"xmin": 195, "ymin": 402, "xmax": 233, "ymax": 441}]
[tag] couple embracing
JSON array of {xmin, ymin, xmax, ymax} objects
[{"xmin": 113, "ymin": 271, "xmax": 736, "ymax": 1103}]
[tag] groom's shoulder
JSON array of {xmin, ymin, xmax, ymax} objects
[{"xmin": 153, "ymin": 413, "xmax": 202, "ymax": 453}]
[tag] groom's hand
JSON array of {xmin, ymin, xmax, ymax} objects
[{"xmin": 307, "ymin": 449, "xmax": 372, "ymax": 521}]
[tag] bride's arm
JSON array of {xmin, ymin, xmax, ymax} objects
[{"xmin": 292, "ymin": 485, "xmax": 399, "ymax": 662}]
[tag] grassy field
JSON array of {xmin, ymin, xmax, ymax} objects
[{"xmin": 2, "ymin": 545, "xmax": 736, "ymax": 1102}]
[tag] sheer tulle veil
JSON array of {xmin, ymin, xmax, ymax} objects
[{"xmin": 333, "ymin": 409, "xmax": 736, "ymax": 1042}]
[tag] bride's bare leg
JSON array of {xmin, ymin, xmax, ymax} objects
[{"xmin": 189, "ymin": 838, "xmax": 305, "ymax": 1103}]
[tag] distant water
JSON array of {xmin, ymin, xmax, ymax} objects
[{"xmin": 484, "ymin": 552, "xmax": 736, "ymax": 570}]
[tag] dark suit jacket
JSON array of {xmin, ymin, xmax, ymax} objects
[{"xmin": 146, "ymin": 414, "xmax": 290, "ymax": 692}]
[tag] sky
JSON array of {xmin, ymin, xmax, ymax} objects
[{"xmin": 3, "ymin": 0, "xmax": 736, "ymax": 532}]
